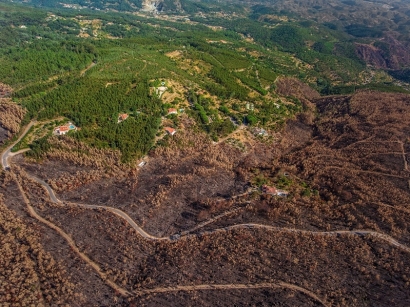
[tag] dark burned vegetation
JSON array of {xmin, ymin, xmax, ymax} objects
[
  {"xmin": 9, "ymin": 164, "xmax": 410, "ymax": 307},
  {"xmin": 297, "ymin": 91, "xmax": 410, "ymax": 205},
  {"xmin": 5, "ymin": 89, "xmax": 409, "ymax": 306},
  {"xmin": 0, "ymin": 191, "xmax": 75, "ymax": 305},
  {"xmin": 2, "ymin": 0, "xmax": 410, "ymax": 305},
  {"xmin": 0, "ymin": 84, "xmax": 26, "ymax": 145}
]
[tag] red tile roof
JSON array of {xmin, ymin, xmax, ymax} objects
[
  {"xmin": 168, "ymin": 108, "xmax": 177, "ymax": 114},
  {"xmin": 59, "ymin": 126, "xmax": 69, "ymax": 132},
  {"xmin": 164, "ymin": 127, "xmax": 176, "ymax": 135},
  {"xmin": 262, "ymin": 185, "xmax": 278, "ymax": 195},
  {"xmin": 119, "ymin": 113, "xmax": 129, "ymax": 120}
]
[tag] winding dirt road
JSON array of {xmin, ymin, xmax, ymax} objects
[
  {"xmin": 135, "ymin": 282, "xmax": 330, "ymax": 307},
  {"xmin": 14, "ymin": 166, "xmax": 332, "ymax": 305},
  {"xmin": 11, "ymin": 171, "xmax": 131, "ymax": 297},
  {"xmin": 325, "ymin": 166, "xmax": 408, "ymax": 179},
  {"xmin": 4, "ymin": 126, "xmax": 410, "ymax": 303},
  {"xmin": 23, "ymin": 169, "xmax": 410, "ymax": 254}
]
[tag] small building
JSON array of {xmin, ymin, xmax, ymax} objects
[
  {"xmin": 118, "ymin": 113, "xmax": 129, "ymax": 123},
  {"xmin": 164, "ymin": 127, "xmax": 176, "ymax": 136},
  {"xmin": 156, "ymin": 86, "xmax": 168, "ymax": 97},
  {"xmin": 262, "ymin": 185, "xmax": 278, "ymax": 195},
  {"xmin": 138, "ymin": 161, "xmax": 147, "ymax": 167},
  {"xmin": 262, "ymin": 185, "xmax": 288, "ymax": 197},
  {"xmin": 253, "ymin": 127, "xmax": 268, "ymax": 137},
  {"xmin": 167, "ymin": 108, "xmax": 178, "ymax": 115},
  {"xmin": 54, "ymin": 122, "xmax": 77, "ymax": 136},
  {"xmin": 58, "ymin": 126, "xmax": 69, "ymax": 135},
  {"xmin": 259, "ymin": 129, "xmax": 268, "ymax": 136},
  {"xmin": 54, "ymin": 125, "xmax": 70, "ymax": 135},
  {"xmin": 246, "ymin": 102, "xmax": 254, "ymax": 111}
]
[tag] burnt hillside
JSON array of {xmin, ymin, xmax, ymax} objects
[{"xmin": 284, "ymin": 90, "xmax": 410, "ymax": 207}]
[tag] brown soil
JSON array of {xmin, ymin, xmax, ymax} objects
[
  {"xmin": 276, "ymin": 77, "xmax": 320, "ymax": 100},
  {"xmin": 276, "ymin": 77, "xmax": 320, "ymax": 110},
  {"xmin": 165, "ymin": 50, "xmax": 182, "ymax": 59},
  {"xmin": 0, "ymin": 82, "xmax": 12, "ymax": 98},
  {"xmin": 160, "ymin": 80, "xmax": 189, "ymax": 105}
]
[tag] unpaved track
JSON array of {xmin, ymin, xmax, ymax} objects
[
  {"xmin": 80, "ymin": 62, "xmax": 96, "ymax": 76},
  {"xmin": 180, "ymin": 204, "xmax": 249, "ymax": 236},
  {"xmin": 326, "ymin": 166, "xmax": 408, "ymax": 179},
  {"xmin": 13, "ymin": 168, "xmax": 332, "ymax": 304},
  {"xmin": 211, "ymin": 224, "xmax": 410, "ymax": 253},
  {"xmin": 341, "ymin": 140, "xmax": 403, "ymax": 150},
  {"xmin": 1, "ymin": 121, "xmax": 35, "ymax": 169},
  {"xmin": 11, "ymin": 171, "xmax": 131, "ymax": 297},
  {"xmin": 400, "ymin": 141, "xmax": 408, "ymax": 171},
  {"xmin": 23, "ymin": 169, "xmax": 410, "ymax": 254},
  {"xmin": 72, "ymin": 201, "xmax": 169, "ymax": 241},
  {"xmin": 6, "ymin": 132, "xmax": 410, "ymax": 303},
  {"xmin": 370, "ymin": 201, "xmax": 410, "ymax": 215},
  {"xmin": 135, "ymin": 282, "xmax": 330, "ymax": 307},
  {"xmin": 28, "ymin": 175, "xmax": 60, "ymax": 203}
]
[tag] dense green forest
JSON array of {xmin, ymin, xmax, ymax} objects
[{"xmin": 0, "ymin": 1, "xmax": 408, "ymax": 162}]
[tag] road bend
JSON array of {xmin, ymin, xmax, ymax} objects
[
  {"xmin": 1, "ymin": 121, "xmax": 35, "ymax": 170},
  {"xmin": 11, "ymin": 171, "xmax": 131, "ymax": 297}
]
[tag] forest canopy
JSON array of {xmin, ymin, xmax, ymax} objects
[{"xmin": 0, "ymin": 0, "xmax": 409, "ymax": 162}]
